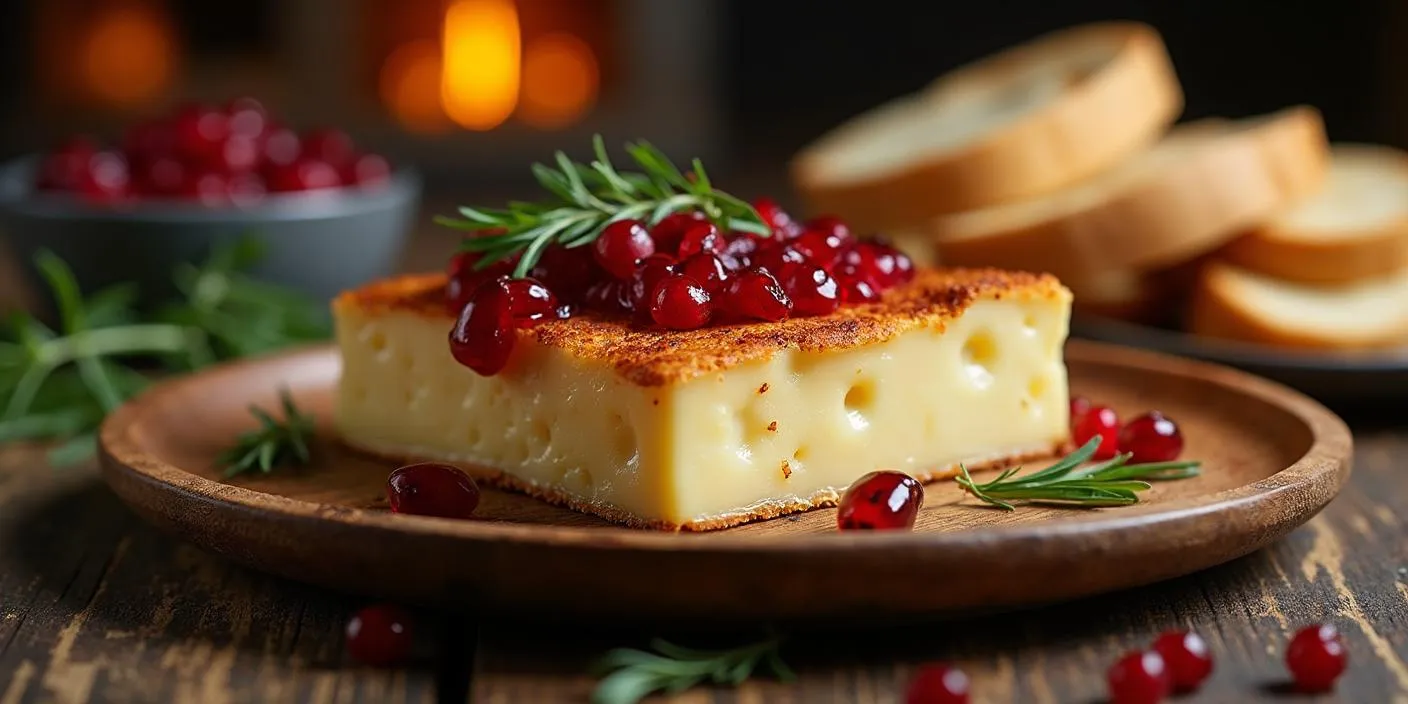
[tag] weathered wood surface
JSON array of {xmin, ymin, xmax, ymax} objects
[{"xmin": 0, "ymin": 421, "xmax": 1405, "ymax": 703}]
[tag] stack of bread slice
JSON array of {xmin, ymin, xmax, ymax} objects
[{"xmin": 791, "ymin": 20, "xmax": 1408, "ymax": 353}]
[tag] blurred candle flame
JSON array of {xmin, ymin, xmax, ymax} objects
[
  {"xmin": 440, "ymin": 0, "xmax": 521, "ymax": 131},
  {"xmin": 80, "ymin": 2, "xmax": 175, "ymax": 107},
  {"xmin": 520, "ymin": 32, "xmax": 599, "ymax": 130}
]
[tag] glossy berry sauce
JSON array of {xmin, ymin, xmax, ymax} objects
[
  {"xmin": 446, "ymin": 201, "xmax": 915, "ymax": 376},
  {"xmin": 836, "ymin": 470, "xmax": 924, "ymax": 531}
]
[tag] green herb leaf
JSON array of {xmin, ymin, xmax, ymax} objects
[
  {"xmin": 955, "ymin": 436, "xmax": 1202, "ymax": 510},
  {"xmin": 217, "ymin": 387, "xmax": 315, "ymax": 478},
  {"xmin": 440, "ymin": 136, "xmax": 770, "ymax": 278},
  {"xmin": 590, "ymin": 635, "xmax": 791, "ymax": 704}
]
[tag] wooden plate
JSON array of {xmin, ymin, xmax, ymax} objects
[{"xmin": 98, "ymin": 340, "xmax": 1352, "ymax": 622}]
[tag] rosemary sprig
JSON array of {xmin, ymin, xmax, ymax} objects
[
  {"xmin": 591, "ymin": 634, "xmax": 795, "ymax": 704},
  {"xmin": 956, "ymin": 436, "xmax": 1202, "ymax": 510},
  {"xmin": 0, "ymin": 236, "xmax": 330, "ymax": 465},
  {"xmin": 433, "ymin": 135, "xmax": 770, "ymax": 278},
  {"xmin": 217, "ymin": 387, "xmax": 314, "ymax": 478}
]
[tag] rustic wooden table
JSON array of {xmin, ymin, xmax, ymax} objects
[{"xmin": 0, "ymin": 222, "xmax": 1406, "ymax": 704}]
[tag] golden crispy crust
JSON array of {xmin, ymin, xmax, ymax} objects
[
  {"xmin": 342, "ymin": 436, "xmax": 1068, "ymax": 531},
  {"xmin": 333, "ymin": 267, "xmax": 1070, "ymax": 386}
]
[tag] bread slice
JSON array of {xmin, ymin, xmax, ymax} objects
[
  {"xmin": 1065, "ymin": 260, "xmax": 1205, "ymax": 326},
  {"xmin": 1218, "ymin": 144, "xmax": 1408, "ymax": 285},
  {"xmin": 928, "ymin": 107, "xmax": 1330, "ymax": 281},
  {"xmin": 1186, "ymin": 260, "xmax": 1408, "ymax": 350},
  {"xmin": 789, "ymin": 21, "xmax": 1182, "ymax": 233}
]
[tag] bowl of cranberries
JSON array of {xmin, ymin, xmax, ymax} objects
[{"xmin": 0, "ymin": 98, "xmax": 420, "ymax": 306}]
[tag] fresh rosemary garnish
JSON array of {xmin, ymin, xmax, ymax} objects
[
  {"xmin": 218, "ymin": 387, "xmax": 314, "ymax": 478},
  {"xmin": 591, "ymin": 634, "xmax": 795, "ymax": 704},
  {"xmin": 0, "ymin": 236, "xmax": 329, "ymax": 465},
  {"xmin": 956, "ymin": 436, "xmax": 1202, "ymax": 511},
  {"xmin": 433, "ymin": 135, "xmax": 770, "ymax": 278}
]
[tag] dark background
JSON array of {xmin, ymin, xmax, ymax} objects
[{"xmin": 0, "ymin": 0, "xmax": 1399, "ymax": 188}]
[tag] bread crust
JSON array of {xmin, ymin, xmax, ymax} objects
[
  {"xmin": 1218, "ymin": 143, "xmax": 1408, "ymax": 285},
  {"xmin": 930, "ymin": 107, "xmax": 1330, "ymax": 281},
  {"xmin": 789, "ymin": 21, "xmax": 1183, "ymax": 232},
  {"xmin": 334, "ymin": 267, "xmax": 1071, "ymax": 387}
]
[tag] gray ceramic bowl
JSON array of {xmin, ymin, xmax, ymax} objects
[{"xmin": 0, "ymin": 155, "xmax": 421, "ymax": 313}]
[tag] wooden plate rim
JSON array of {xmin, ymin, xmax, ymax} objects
[{"xmin": 98, "ymin": 340, "xmax": 1353, "ymax": 553}]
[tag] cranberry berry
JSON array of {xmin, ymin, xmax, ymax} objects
[
  {"xmin": 837, "ymin": 470, "xmax": 924, "ymax": 531},
  {"xmin": 651, "ymin": 274, "xmax": 713, "ymax": 330},
  {"xmin": 345, "ymin": 604, "xmax": 414, "ymax": 666},
  {"xmin": 720, "ymin": 269, "xmax": 792, "ymax": 322},
  {"xmin": 905, "ymin": 663, "xmax": 969, "ymax": 704},
  {"xmin": 1118, "ymin": 411, "xmax": 1184, "ymax": 463},
  {"xmin": 648, "ymin": 211, "xmax": 707, "ymax": 253},
  {"xmin": 1286, "ymin": 624, "xmax": 1347, "ymax": 692},
  {"xmin": 1106, "ymin": 650, "xmax": 1171, "ymax": 704},
  {"xmin": 677, "ymin": 221, "xmax": 726, "ymax": 258},
  {"xmin": 1068, "ymin": 395, "xmax": 1092, "ymax": 425},
  {"xmin": 504, "ymin": 277, "xmax": 561, "ymax": 326},
  {"xmin": 1072, "ymin": 405, "xmax": 1120, "ymax": 460},
  {"xmin": 593, "ymin": 219, "xmax": 655, "ymax": 279},
  {"xmin": 783, "ymin": 264, "xmax": 841, "ymax": 317},
  {"xmin": 449, "ymin": 278, "xmax": 517, "ymax": 375},
  {"xmin": 1151, "ymin": 630, "xmax": 1213, "ymax": 692},
  {"xmin": 387, "ymin": 462, "xmax": 482, "ymax": 519}
]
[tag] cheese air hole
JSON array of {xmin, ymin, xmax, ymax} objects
[
  {"xmin": 844, "ymin": 379, "xmax": 876, "ymax": 413},
  {"xmin": 961, "ymin": 331, "xmax": 998, "ymax": 388},
  {"xmin": 1028, "ymin": 376, "xmax": 1048, "ymax": 399},
  {"xmin": 367, "ymin": 329, "xmax": 389, "ymax": 352},
  {"xmin": 792, "ymin": 446, "xmax": 810, "ymax": 463},
  {"xmin": 609, "ymin": 413, "xmax": 636, "ymax": 465}
]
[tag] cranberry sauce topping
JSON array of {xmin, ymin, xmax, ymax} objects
[{"xmin": 444, "ymin": 201, "xmax": 915, "ymax": 376}]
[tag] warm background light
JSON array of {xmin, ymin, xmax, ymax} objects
[
  {"xmin": 441, "ymin": 0, "xmax": 521, "ymax": 131},
  {"xmin": 79, "ymin": 2, "xmax": 176, "ymax": 107},
  {"xmin": 520, "ymin": 32, "xmax": 599, "ymax": 129},
  {"xmin": 380, "ymin": 38, "xmax": 451, "ymax": 134}
]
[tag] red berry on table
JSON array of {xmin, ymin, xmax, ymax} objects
[
  {"xmin": 261, "ymin": 126, "xmax": 302, "ymax": 168},
  {"xmin": 343, "ymin": 153, "xmax": 392, "ymax": 187},
  {"xmin": 679, "ymin": 253, "xmax": 729, "ymax": 293},
  {"xmin": 904, "ymin": 663, "xmax": 970, "ymax": 704},
  {"xmin": 267, "ymin": 158, "xmax": 341, "ymax": 192},
  {"xmin": 1118, "ymin": 411, "xmax": 1184, "ymax": 463},
  {"xmin": 720, "ymin": 269, "xmax": 792, "ymax": 322},
  {"xmin": 1069, "ymin": 395, "xmax": 1093, "ymax": 425},
  {"xmin": 386, "ymin": 462, "xmax": 481, "ymax": 519},
  {"xmin": 1151, "ymin": 630, "xmax": 1213, "ymax": 692},
  {"xmin": 173, "ymin": 104, "xmax": 230, "ymax": 162},
  {"xmin": 449, "ymin": 278, "xmax": 517, "ymax": 375},
  {"xmin": 302, "ymin": 127, "xmax": 357, "ymax": 166},
  {"xmin": 345, "ymin": 604, "xmax": 414, "ymax": 666},
  {"xmin": 837, "ymin": 470, "xmax": 924, "ymax": 530},
  {"xmin": 1285, "ymin": 624, "xmax": 1347, "ymax": 693},
  {"xmin": 648, "ymin": 211, "xmax": 706, "ymax": 252},
  {"xmin": 651, "ymin": 274, "xmax": 713, "ymax": 330},
  {"xmin": 503, "ymin": 277, "xmax": 561, "ymax": 327},
  {"xmin": 1106, "ymin": 650, "xmax": 1171, "ymax": 704},
  {"xmin": 782, "ymin": 263, "xmax": 841, "ymax": 316},
  {"xmin": 224, "ymin": 96, "xmax": 268, "ymax": 138},
  {"xmin": 677, "ymin": 221, "xmax": 726, "ymax": 258},
  {"xmin": 1072, "ymin": 405, "xmax": 1120, "ymax": 460},
  {"xmin": 593, "ymin": 219, "xmax": 655, "ymax": 280}
]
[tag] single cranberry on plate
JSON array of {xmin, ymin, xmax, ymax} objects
[
  {"xmin": 449, "ymin": 279, "xmax": 517, "ymax": 375},
  {"xmin": 1072, "ymin": 405, "xmax": 1120, "ymax": 460},
  {"xmin": 387, "ymin": 462, "xmax": 482, "ymax": 519},
  {"xmin": 1106, "ymin": 650, "xmax": 1171, "ymax": 704},
  {"xmin": 651, "ymin": 274, "xmax": 713, "ymax": 330},
  {"xmin": 1118, "ymin": 411, "xmax": 1184, "ymax": 463},
  {"xmin": 718, "ymin": 269, "xmax": 792, "ymax": 322},
  {"xmin": 345, "ymin": 604, "xmax": 414, "ymax": 666},
  {"xmin": 904, "ymin": 662, "xmax": 970, "ymax": 703},
  {"xmin": 837, "ymin": 470, "xmax": 924, "ymax": 530},
  {"xmin": 1151, "ymin": 630, "xmax": 1213, "ymax": 692},
  {"xmin": 1285, "ymin": 623, "xmax": 1347, "ymax": 693},
  {"xmin": 593, "ymin": 219, "xmax": 655, "ymax": 280},
  {"xmin": 1069, "ymin": 395, "xmax": 1093, "ymax": 425}
]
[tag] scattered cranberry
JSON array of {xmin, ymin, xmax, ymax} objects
[
  {"xmin": 651, "ymin": 275, "xmax": 712, "ymax": 330},
  {"xmin": 387, "ymin": 462, "xmax": 482, "ymax": 519},
  {"xmin": 1073, "ymin": 405, "xmax": 1120, "ymax": 460},
  {"xmin": 837, "ymin": 470, "xmax": 924, "ymax": 530},
  {"xmin": 345, "ymin": 604, "xmax": 414, "ymax": 666},
  {"xmin": 267, "ymin": 158, "xmax": 341, "ymax": 192},
  {"xmin": 504, "ymin": 277, "xmax": 561, "ymax": 326},
  {"xmin": 1107, "ymin": 651, "xmax": 1172, "ymax": 704},
  {"xmin": 449, "ymin": 279, "xmax": 517, "ymax": 375},
  {"xmin": 1151, "ymin": 631, "xmax": 1213, "ymax": 692},
  {"xmin": 1286, "ymin": 624, "xmax": 1347, "ymax": 693},
  {"xmin": 1069, "ymin": 395, "xmax": 1093, "ymax": 425},
  {"xmin": 302, "ymin": 127, "xmax": 357, "ymax": 166},
  {"xmin": 1118, "ymin": 411, "xmax": 1184, "ymax": 463},
  {"xmin": 905, "ymin": 663, "xmax": 969, "ymax": 704},
  {"xmin": 594, "ymin": 219, "xmax": 655, "ymax": 279},
  {"xmin": 720, "ymin": 269, "xmax": 792, "ymax": 322},
  {"xmin": 783, "ymin": 264, "xmax": 841, "ymax": 316}
]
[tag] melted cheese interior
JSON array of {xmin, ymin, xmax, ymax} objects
[{"xmin": 335, "ymin": 298, "xmax": 1071, "ymax": 528}]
